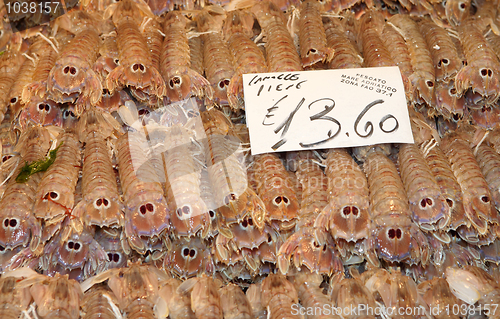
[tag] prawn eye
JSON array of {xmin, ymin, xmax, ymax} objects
[
  {"xmin": 387, "ymin": 228, "xmax": 402, "ymax": 239},
  {"xmin": 132, "ymin": 63, "xmax": 145, "ymax": 72},
  {"xmin": 3, "ymin": 218, "xmax": 19, "ymax": 229},
  {"xmin": 169, "ymin": 76, "xmax": 181, "ymax": 88},
  {"xmin": 307, "ymin": 48, "xmax": 317, "ymax": 56},
  {"xmin": 38, "ymin": 103, "xmax": 50, "ymax": 112}
]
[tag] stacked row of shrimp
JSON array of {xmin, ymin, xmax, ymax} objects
[
  {"xmin": 1, "ymin": 262, "xmax": 500, "ymax": 319},
  {"xmin": 3, "ymin": 97, "xmax": 500, "ymax": 315},
  {"xmin": 326, "ymin": 3, "xmax": 500, "ymax": 130}
]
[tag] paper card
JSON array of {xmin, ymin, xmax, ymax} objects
[{"xmin": 243, "ymin": 67, "xmax": 414, "ymax": 155}]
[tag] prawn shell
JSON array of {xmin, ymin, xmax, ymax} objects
[
  {"xmin": 331, "ymin": 275, "xmax": 377, "ymax": 317},
  {"xmin": 116, "ymin": 132, "xmax": 170, "ymax": 253},
  {"xmin": 77, "ymin": 118, "xmax": 123, "ymax": 229},
  {"xmin": 126, "ymin": 192, "xmax": 169, "ymax": 237},
  {"xmin": 466, "ymin": 104, "xmax": 500, "ymax": 129},
  {"xmin": 46, "ymin": 28, "xmax": 102, "ymax": 105},
  {"xmin": 323, "ymin": 149, "xmax": 370, "ymax": 242},
  {"xmin": 424, "ymin": 144, "xmax": 469, "ymax": 232},
  {"xmin": 164, "ymin": 237, "xmax": 213, "ymax": 280},
  {"xmin": 441, "ymin": 135, "xmax": 498, "ymax": 234},
  {"xmin": 260, "ymin": 274, "xmax": 300, "ymax": 319},
  {"xmin": 225, "ymin": 219, "xmax": 271, "ymax": 250},
  {"xmin": 48, "ymin": 231, "xmax": 92, "ymax": 276},
  {"xmin": 252, "ymin": 1, "xmax": 303, "ymax": 72},
  {"xmin": 323, "ymin": 16, "xmax": 362, "ymax": 70},
  {"xmin": 159, "ymin": 278, "xmax": 196, "ymax": 319},
  {"xmin": 445, "ymin": 0, "xmax": 471, "ymax": 26},
  {"xmin": 202, "ymin": 110, "xmax": 265, "ymax": 229},
  {"xmin": 479, "ymin": 239, "xmax": 500, "ymax": 264},
  {"xmin": 364, "ymin": 148, "xmax": 430, "ymax": 265},
  {"xmin": 107, "ymin": 263, "xmax": 160, "ymax": 316},
  {"xmin": 198, "ymin": 10, "xmax": 235, "ymax": 106},
  {"xmin": 278, "ymin": 228, "xmax": 342, "ymax": 275},
  {"xmin": 0, "ymin": 126, "xmax": 51, "ymax": 251},
  {"xmin": 295, "ymin": 151, "xmax": 329, "ymax": 217},
  {"xmin": 388, "ymin": 14, "xmax": 435, "ymax": 104},
  {"xmin": 178, "ymin": 275, "xmax": 223, "ymax": 319},
  {"xmin": 162, "ymin": 126, "xmax": 210, "ymax": 238},
  {"xmin": 475, "ymin": 144, "xmax": 500, "ymax": 212},
  {"xmin": 22, "ymin": 31, "xmax": 75, "ymax": 103},
  {"xmin": 299, "ymin": 0, "xmax": 334, "ymax": 67},
  {"xmin": 18, "ymin": 98, "xmax": 62, "ymax": 129},
  {"xmin": 219, "ymin": 284, "xmax": 253, "ymax": 319},
  {"xmin": 107, "ymin": 18, "xmax": 166, "ymax": 99},
  {"xmin": 8, "ymin": 52, "xmax": 37, "ymax": 117},
  {"xmin": 78, "ymin": 191, "xmax": 123, "ymax": 228},
  {"xmin": 0, "ymin": 52, "xmax": 24, "ymax": 122},
  {"xmin": 141, "ymin": 16, "xmax": 163, "ymax": 70},
  {"xmin": 188, "ymin": 36, "xmax": 204, "ymax": 77},
  {"xmin": 358, "ymin": 10, "xmax": 395, "ymax": 68},
  {"xmin": 226, "ymin": 10, "xmax": 267, "ymax": 110},
  {"xmin": 419, "ymin": 19, "xmax": 462, "ymax": 82},
  {"xmin": 33, "ymin": 132, "xmax": 82, "ymax": 221},
  {"xmin": 380, "ymin": 22, "xmax": 414, "ymax": 94},
  {"xmin": 455, "ymin": 20, "xmax": 500, "ymax": 104},
  {"xmin": 434, "ymin": 80, "xmax": 465, "ymax": 120},
  {"xmin": 291, "ymin": 273, "xmax": 338, "ymax": 319},
  {"xmin": 398, "ymin": 143, "xmax": 450, "ymax": 230},
  {"xmin": 29, "ymin": 274, "xmax": 83, "ymax": 319},
  {"xmin": 419, "ymin": 278, "xmax": 460, "ymax": 319},
  {"xmin": 81, "ymin": 283, "xmax": 120, "ymax": 319},
  {"xmin": 253, "ymin": 153, "xmax": 299, "ymax": 230},
  {"xmin": 161, "ymin": 12, "xmax": 213, "ymax": 102},
  {"xmin": 0, "ymin": 275, "xmax": 32, "ymax": 319}
]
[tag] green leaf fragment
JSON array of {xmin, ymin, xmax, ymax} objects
[{"xmin": 16, "ymin": 142, "xmax": 63, "ymax": 183}]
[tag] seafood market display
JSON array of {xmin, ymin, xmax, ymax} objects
[{"xmin": 2, "ymin": 0, "xmax": 500, "ymax": 318}]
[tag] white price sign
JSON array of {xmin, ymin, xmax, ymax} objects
[{"xmin": 243, "ymin": 67, "xmax": 414, "ymax": 155}]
